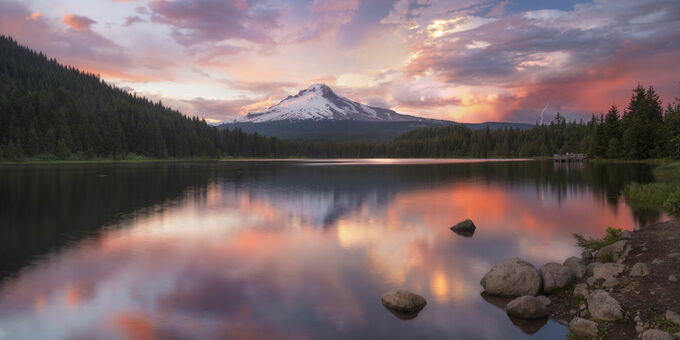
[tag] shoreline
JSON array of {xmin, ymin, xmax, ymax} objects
[{"xmin": 481, "ymin": 220, "xmax": 680, "ymax": 339}]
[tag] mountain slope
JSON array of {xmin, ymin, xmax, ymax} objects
[{"xmin": 234, "ymin": 83, "xmax": 424, "ymax": 123}]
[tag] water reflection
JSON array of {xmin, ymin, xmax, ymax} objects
[{"xmin": 0, "ymin": 160, "xmax": 664, "ymax": 339}]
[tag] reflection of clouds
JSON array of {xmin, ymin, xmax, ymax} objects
[{"xmin": 0, "ymin": 161, "xmax": 656, "ymax": 339}]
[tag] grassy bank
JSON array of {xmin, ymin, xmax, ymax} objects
[{"xmin": 623, "ymin": 162, "xmax": 680, "ymax": 215}]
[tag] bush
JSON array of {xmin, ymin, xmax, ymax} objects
[
  {"xmin": 663, "ymin": 188, "xmax": 680, "ymax": 215},
  {"xmin": 573, "ymin": 227, "xmax": 622, "ymax": 251}
]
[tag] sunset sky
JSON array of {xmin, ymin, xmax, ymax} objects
[{"xmin": 1, "ymin": 0, "xmax": 679, "ymax": 124}]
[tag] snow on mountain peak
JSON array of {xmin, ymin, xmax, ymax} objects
[{"xmin": 233, "ymin": 84, "xmax": 422, "ymax": 123}]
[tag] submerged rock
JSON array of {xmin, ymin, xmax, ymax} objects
[
  {"xmin": 642, "ymin": 329, "xmax": 674, "ymax": 340},
  {"xmin": 540, "ymin": 262, "xmax": 574, "ymax": 292},
  {"xmin": 630, "ymin": 262, "xmax": 650, "ymax": 277},
  {"xmin": 587, "ymin": 289, "xmax": 623, "ymax": 321},
  {"xmin": 381, "ymin": 290, "xmax": 426, "ymax": 319},
  {"xmin": 564, "ymin": 256, "xmax": 586, "ymax": 279},
  {"xmin": 450, "ymin": 219, "xmax": 476, "ymax": 237},
  {"xmin": 480, "ymin": 258, "xmax": 542, "ymax": 297},
  {"xmin": 569, "ymin": 317, "xmax": 599, "ymax": 340},
  {"xmin": 506, "ymin": 296, "xmax": 549, "ymax": 319}
]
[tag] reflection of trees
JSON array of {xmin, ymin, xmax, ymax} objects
[
  {"xmin": 0, "ymin": 160, "xmax": 659, "ymax": 280},
  {"xmin": 223, "ymin": 160, "xmax": 659, "ymax": 227},
  {"xmin": 0, "ymin": 163, "xmax": 213, "ymax": 279}
]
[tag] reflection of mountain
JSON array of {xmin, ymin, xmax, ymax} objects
[{"xmin": 216, "ymin": 160, "xmax": 660, "ymax": 227}]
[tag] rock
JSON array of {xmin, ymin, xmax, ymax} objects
[
  {"xmin": 450, "ymin": 219, "xmax": 476, "ymax": 237},
  {"xmin": 616, "ymin": 244, "xmax": 632, "ymax": 264},
  {"xmin": 569, "ymin": 317, "xmax": 599, "ymax": 340},
  {"xmin": 586, "ymin": 277, "xmax": 597, "ymax": 287},
  {"xmin": 480, "ymin": 258, "xmax": 542, "ymax": 297},
  {"xmin": 669, "ymin": 275, "xmax": 678, "ymax": 282},
  {"xmin": 381, "ymin": 290, "xmax": 427, "ymax": 319},
  {"xmin": 586, "ymin": 262, "xmax": 602, "ymax": 276},
  {"xmin": 621, "ymin": 230, "xmax": 633, "ymax": 239},
  {"xmin": 630, "ymin": 262, "xmax": 650, "ymax": 277},
  {"xmin": 603, "ymin": 277, "xmax": 620, "ymax": 288},
  {"xmin": 507, "ymin": 315, "xmax": 548, "ymax": 335},
  {"xmin": 592, "ymin": 263, "xmax": 625, "ymax": 280},
  {"xmin": 573, "ymin": 283, "xmax": 588, "ymax": 298},
  {"xmin": 540, "ymin": 262, "xmax": 574, "ymax": 292},
  {"xmin": 537, "ymin": 295, "xmax": 551, "ymax": 307},
  {"xmin": 652, "ymin": 258, "xmax": 664, "ymax": 265},
  {"xmin": 596, "ymin": 240, "xmax": 627, "ymax": 262},
  {"xmin": 587, "ymin": 289, "xmax": 623, "ymax": 321},
  {"xmin": 668, "ymin": 252, "xmax": 680, "ymax": 259},
  {"xmin": 505, "ymin": 296, "xmax": 549, "ymax": 319},
  {"xmin": 641, "ymin": 329, "xmax": 674, "ymax": 340},
  {"xmin": 564, "ymin": 257, "xmax": 586, "ymax": 279},
  {"xmin": 666, "ymin": 310, "xmax": 680, "ymax": 325}
]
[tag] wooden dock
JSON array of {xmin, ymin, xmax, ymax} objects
[{"xmin": 553, "ymin": 153, "xmax": 586, "ymax": 162}]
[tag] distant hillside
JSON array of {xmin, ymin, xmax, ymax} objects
[{"xmin": 0, "ymin": 35, "xmax": 294, "ymax": 160}]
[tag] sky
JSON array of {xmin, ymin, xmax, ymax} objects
[{"xmin": 1, "ymin": 0, "xmax": 679, "ymax": 124}]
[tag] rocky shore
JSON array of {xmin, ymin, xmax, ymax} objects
[{"xmin": 480, "ymin": 219, "xmax": 680, "ymax": 339}]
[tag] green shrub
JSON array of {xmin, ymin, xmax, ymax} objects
[
  {"xmin": 573, "ymin": 227, "xmax": 622, "ymax": 251},
  {"xmin": 662, "ymin": 188, "xmax": 680, "ymax": 215}
]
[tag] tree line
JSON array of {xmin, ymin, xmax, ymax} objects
[{"xmin": 1, "ymin": 34, "xmax": 678, "ymax": 161}]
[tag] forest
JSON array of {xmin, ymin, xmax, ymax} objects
[{"xmin": 1, "ymin": 34, "xmax": 679, "ymax": 161}]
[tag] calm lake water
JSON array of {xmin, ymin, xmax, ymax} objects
[{"xmin": 0, "ymin": 159, "xmax": 666, "ymax": 339}]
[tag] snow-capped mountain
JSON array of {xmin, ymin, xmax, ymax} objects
[{"xmin": 233, "ymin": 83, "xmax": 424, "ymax": 123}]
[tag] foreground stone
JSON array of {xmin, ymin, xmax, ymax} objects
[
  {"xmin": 641, "ymin": 329, "xmax": 674, "ymax": 340},
  {"xmin": 540, "ymin": 262, "xmax": 574, "ymax": 292},
  {"xmin": 505, "ymin": 296, "xmax": 549, "ymax": 319},
  {"xmin": 666, "ymin": 310, "xmax": 680, "ymax": 325},
  {"xmin": 480, "ymin": 258, "xmax": 542, "ymax": 297},
  {"xmin": 569, "ymin": 317, "xmax": 599, "ymax": 340},
  {"xmin": 630, "ymin": 262, "xmax": 650, "ymax": 277},
  {"xmin": 603, "ymin": 277, "xmax": 620, "ymax": 288},
  {"xmin": 573, "ymin": 283, "xmax": 588, "ymax": 298},
  {"xmin": 596, "ymin": 240, "xmax": 627, "ymax": 262},
  {"xmin": 587, "ymin": 290, "xmax": 623, "ymax": 321},
  {"xmin": 591, "ymin": 263, "xmax": 625, "ymax": 281},
  {"xmin": 381, "ymin": 290, "xmax": 427, "ymax": 319},
  {"xmin": 450, "ymin": 219, "xmax": 476, "ymax": 237},
  {"xmin": 564, "ymin": 256, "xmax": 586, "ymax": 279}
]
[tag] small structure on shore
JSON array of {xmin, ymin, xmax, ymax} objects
[{"xmin": 553, "ymin": 153, "xmax": 586, "ymax": 162}]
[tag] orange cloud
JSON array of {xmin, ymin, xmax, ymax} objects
[
  {"xmin": 62, "ymin": 14, "xmax": 96, "ymax": 31},
  {"xmin": 27, "ymin": 12, "xmax": 42, "ymax": 20}
]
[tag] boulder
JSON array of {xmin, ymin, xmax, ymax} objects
[
  {"xmin": 586, "ymin": 262, "xmax": 602, "ymax": 277},
  {"xmin": 630, "ymin": 262, "xmax": 650, "ymax": 277},
  {"xmin": 573, "ymin": 283, "xmax": 588, "ymax": 298},
  {"xmin": 666, "ymin": 310, "xmax": 680, "ymax": 325},
  {"xmin": 480, "ymin": 258, "xmax": 542, "ymax": 297},
  {"xmin": 603, "ymin": 277, "xmax": 620, "ymax": 288},
  {"xmin": 381, "ymin": 290, "xmax": 427, "ymax": 319},
  {"xmin": 669, "ymin": 275, "xmax": 678, "ymax": 282},
  {"xmin": 587, "ymin": 289, "xmax": 623, "ymax": 321},
  {"xmin": 450, "ymin": 219, "xmax": 476, "ymax": 237},
  {"xmin": 563, "ymin": 257, "xmax": 586, "ymax": 279},
  {"xmin": 569, "ymin": 317, "xmax": 599, "ymax": 340},
  {"xmin": 591, "ymin": 263, "xmax": 625, "ymax": 280},
  {"xmin": 505, "ymin": 296, "xmax": 549, "ymax": 319},
  {"xmin": 596, "ymin": 240, "xmax": 627, "ymax": 262},
  {"xmin": 540, "ymin": 262, "xmax": 574, "ymax": 292},
  {"xmin": 536, "ymin": 296, "xmax": 551, "ymax": 308},
  {"xmin": 642, "ymin": 329, "xmax": 674, "ymax": 340}
]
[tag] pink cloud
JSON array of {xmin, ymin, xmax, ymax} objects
[{"xmin": 62, "ymin": 14, "xmax": 97, "ymax": 31}]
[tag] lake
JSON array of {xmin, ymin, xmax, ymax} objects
[{"xmin": 0, "ymin": 159, "xmax": 666, "ymax": 339}]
